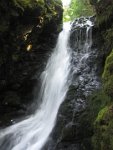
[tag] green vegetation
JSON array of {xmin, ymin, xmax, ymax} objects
[
  {"xmin": 92, "ymin": 104, "xmax": 113, "ymax": 150},
  {"xmin": 13, "ymin": 0, "xmax": 43, "ymax": 9},
  {"xmin": 80, "ymin": 90, "xmax": 111, "ymax": 130},
  {"xmin": 62, "ymin": 1, "xmax": 113, "ymax": 149},
  {"xmin": 63, "ymin": 0, "xmax": 94, "ymax": 22},
  {"xmin": 104, "ymin": 27, "xmax": 113, "ymax": 48},
  {"xmin": 90, "ymin": 49, "xmax": 113, "ymax": 150},
  {"xmin": 79, "ymin": 1, "xmax": 113, "ymax": 148},
  {"xmin": 102, "ymin": 50, "xmax": 113, "ymax": 97},
  {"xmin": 79, "ymin": 46, "xmax": 113, "ymax": 149}
]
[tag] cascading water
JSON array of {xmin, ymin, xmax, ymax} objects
[
  {"xmin": 0, "ymin": 23, "xmax": 71, "ymax": 150},
  {"xmin": 45, "ymin": 18, "xmax": 101, "ymax": 150}
]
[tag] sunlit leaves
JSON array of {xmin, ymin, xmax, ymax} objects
[{"xmin": 63, "ymin": 0, "xmax": 94, "ymax": 22}]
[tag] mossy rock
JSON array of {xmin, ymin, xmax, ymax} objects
[
  {"xmin": 68, "ymin": 90, "xmax": 111, "ymax": 150},
  {"xmin": 103, "ymin": 27, "xmax": 113, "ymax": 50},
  {"xmin": 88, "ymin": 49, "xmax": 113, "ymax": 150},
  {"xmin": 85, "ymin": 90, "xmax": 111, "ymax": 124},
  {"xmin": 102, "ymin": 49, "xmax": 113, "ymax": 97},
  {"xmin": 90, "ymin": 0, "xmax": 113, "ymax": 25},
  {"xmin": 92, "ymin": 104, "xmax": 113, "ymax": 150},
  {"xmin": 103, "ymin": 78, "xmax": 113, "ymax": 97},
  {"xmin": 12, "ymin": 0, "xmax": 44, "ymax": 10},
  {"xmin": 0, "ymin": 0, "xmax": 62, "ymax": 33}
]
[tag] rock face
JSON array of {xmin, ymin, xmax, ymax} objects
[
  {"xmin": 90, "ymin": 0, "xmax": 113, "ymax": 25},
  {"xmin": 87, "ymin": 1, "xmax": 113, "ymax": 150},
  {"xmin": 42, "ymin": 17, "xmax": 105, "ymax": 150},
  {"xmin": 56, "ymin": 1, "xmax": 113, "ymax": 150},
  {"xmin": 0, "ymin": 0, "xmax": 63, "ymax": 126},
  {"xmin": 43, "ymin": 1, "xmax": 113, "ymax": 149}
]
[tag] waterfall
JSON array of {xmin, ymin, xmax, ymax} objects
[
  {"xmin": 0, "ymin": 22, "xmax": 71, "ymax": 150},
  {"xmin": 45, "ymin": 18, "xmax": 101, "ymax": 150}
]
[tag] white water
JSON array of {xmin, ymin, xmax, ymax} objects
[
  {"xmin": 0, "ymin": 23, "xmax": 71, "ymax": 150},
  {"xmin": 62, "ymin": 0, "xmax": 71, "ymax": 7}
]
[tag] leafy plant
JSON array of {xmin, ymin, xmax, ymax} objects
[{"xmin": 63, "ymin": 0, "xmax": 94, "ymax": 22}]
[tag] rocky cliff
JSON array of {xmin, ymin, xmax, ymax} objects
[
  {"xmin": 62, "ymin": 0, "xmax": 113, "ymax": 149},
  {"xmin": 1, "ymin": 0, "xmax": 113, "ymax": 149},
  {"xmin": 68, "ymin": 0, "xmax": 113, "ymax": 149},
  {"xmin": 43, "ymin": 0, "xmax": 113, "ymax": 150},
  {"xmin": 0, "ymin": 0, "xmax": 63, "ymax": 127},
  {"xmin": 89, "ymin": 0, "xmax": 113, "ymax": 149}
]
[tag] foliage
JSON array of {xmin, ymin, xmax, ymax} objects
[
  {"xmin": 73, "ymin": 90, "xmax": 111, "ymax": 150},
  {"xmin": 12, "ymin": 0, "xmax": 44, "ymax": 11},
  {"xmin": 79, "ymin": 49, "xmax": 113, "ymax": 149},
  {"xmin": 63, "ymin": 0, "xmax": 94, "ymax": 22},
  {"xmin": 91, "ymin": 49, "xmax": 113, "ymax": 150},
  {"xmin": 104, "ymin": 27, "xmax": 113, "ymax": 48},
  {"xmin": 102, "ymin": 50, "xmax": 113, "ymax": 97},
  {"xmin": 72, "ymin": 1, "xmax": 113, "ymax": 149},
  {"xmin": 92, "ymin": 104, "xmax": 113, "ymax": 150},
  {"xmin": 88, "ymin": 91, "xmax": 111, "ymax": 120}
]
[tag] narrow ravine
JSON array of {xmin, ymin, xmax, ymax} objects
[{"xmin": 0, "ymin": 23, "xmax": 71, "ymax": 150}]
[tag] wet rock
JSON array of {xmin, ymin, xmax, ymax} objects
[
  {"xmin": 47, "ymin": 2, "xmax": 113, "ymax": 150},
  {"xmin": 2, "ymin": 91, "xmax": 21, "ymax": 106},
  {"xmin": 0, "ymin": 0, "xmax": 63, "ymax": 127},
  {"xmin": 43, "ymin": 17, "xmax": 104, "ymax": 150}
]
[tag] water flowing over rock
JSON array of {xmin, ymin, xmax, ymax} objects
[
  {"xmin": 0, "ymin": 17, "xmax": 104, "ymax": 150},
  {"xmin": 0, "ymin": 23, "xmax": 71, "ymax": 150},
  {"xmin": 44, "ymin": 17, "xmax": 104, "ymax": 150},
  {"xmin": 0, "ymin": 1, "xmax": 113, "ymax": 150}
]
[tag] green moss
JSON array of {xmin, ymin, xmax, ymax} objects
[
  {"xmin": 13, "ymin": 0, "xmax": 44, "ymax": 10},
  {"xmin": 102, "ymin": 50, "xmax": 113, "ymax": 96},
  {"xmin": 92, "ymin": 104, "xmax": 113, "ymax": 150},
  {"xmin": 88, "ymin": 91, "xmax": 111, "ymax": 120},
  {"xmin": 90, "ymin": 48, "xmax": 113, "ymax": 149},
  {"xmin": 81, "ymin": 1, "xmax": 113, "ymax": 149},
  {"xmin": 95, "ymin": 106, "xmax": 108, "ymax": 122},
  {"xmin": 104, "ymin": 27, "xmax": 113, "ymax": 48},
  {"xmin": 71, "ymin": 90, "xmax": 111, "ymax": 150},
  {"xmin": 103, "ymin": 78, "xmax": 113, "ymax": 97}
]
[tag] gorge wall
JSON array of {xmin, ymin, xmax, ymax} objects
[
  {"xmin": 0, "ymin": 0, "xmax": 113, "ymax": 150},
  {"xmin": 42, "ymin": 0, "xmax": 113, "ymax": 150},
  {"xmin": 0, "ymin": 0, "xmax": 63, "ymax": 127},
  {"xmin": 88, "ymin": 0, "xmax": 113, "ymax": 149}
]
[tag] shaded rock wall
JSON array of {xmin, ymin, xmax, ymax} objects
[{"xmin": 0, "ymin": 0, "xmax": 63, "ymax": 127}]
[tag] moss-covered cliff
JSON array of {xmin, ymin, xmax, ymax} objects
[
  {"xmin": 91, "ymin": 50, "xmax": 113, "ymax": 150},
  {"xmin": 83, "ymin": 0, "xmax": 113, "ymax": 149},
  {"xmin": 0, "ymin": 0, "xmax": 63, "ymax": 126}
]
